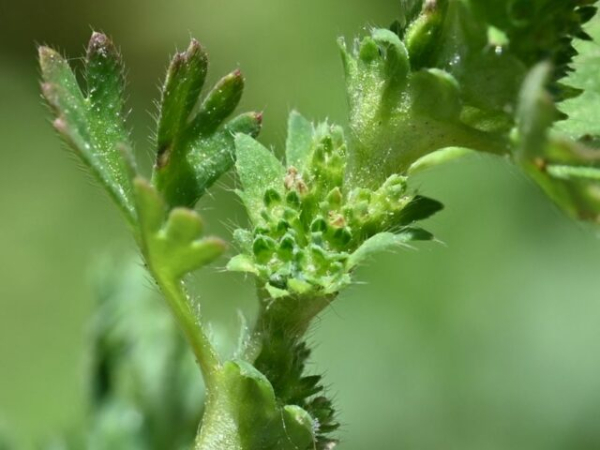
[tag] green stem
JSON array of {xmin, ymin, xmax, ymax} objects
[
  {"xmin": 150, "ymin": 265, "xmax": 221, "ymax": 389},
  {"xmin": 243, "ymin": 289, "xmax": 336, "ymax": 363}
]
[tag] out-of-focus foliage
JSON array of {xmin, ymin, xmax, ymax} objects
[
  {"xmin": 51, "ymin": 260, "xmax": 203, "ymax": 450},
  {"xmin": 2, "ymin": 1, "xmax": 600, "ymax": 449}
]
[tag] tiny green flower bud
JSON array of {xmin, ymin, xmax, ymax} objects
[
  {"xmin": 286, "ymin": 190, "xmax": 301, "ymax": 208},
  {"xmin": 275, "ymin": 219, "xmax": 290, "ymax": 236},
  {"xmin": 263, "ymin": 187, "xmax": 282, "ymax": 207},
  {"xmin": 283, "ymin": 207, "xmax": 298, "ymax": 221},
  {"xmin": 311, "ymin": 232, "xmax": 324, "ymax": 246},
  {"xmin": 310, "ymin": 244, "xmax": 330, "ymax": 271},
  {"xmin": 326, "ymin": 187, "xmax": 343, "ymax": 208},
  {"xmin": 253, "ymin": 235, "xmax": 276, "ymax": 263},
  {"xmin": 279, "ymin": 234, "xmax": 296, "ymax": 260},
  {"xmin": 359, "ymin": 36, "xmax": 379, "ymax": 62},
  {"xmin": 331, "ymin": 227, "xmax": 352, "ymax": 247},
  {"xmin": 310, "ymin": 217, "xmax": 328, "ymax": 232}
]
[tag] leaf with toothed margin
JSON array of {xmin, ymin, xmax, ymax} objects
[
  {"xmin": 235, "ymin": 134, "xmax": 286, "ymax": 224},
  {"xmin": 152, "ymin": 40, "xmax": 262, "ymax": 209},
  {"xmin": 133, "ymin": 178, "xmax": 225, "ymax": 280},
  {"xmin": 556, "ymin": 16, "xmax": 600, "ymax": 140},
  {"xmin": 516, "ymin": 63, "xmax": 600, "ymax": 223},
  {"xmin": 198, "ymin": 360, "xmax": 314, "ymax": 450},
  {"xmin": 39, "ymin": 32, "xmax": 136, "ymax": 223},
  {"xmin": 348, "ymin": 228, "xmax": 433, "ymax": 269},
  {"xmin": 285, "ymin": 110, "xmax": 314, "ymax": 172}
]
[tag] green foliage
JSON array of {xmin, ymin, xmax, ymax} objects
[
  {"xmin": 152, "ymin": 40, "xmax": 262, "ymax": 208},
  {"xmin": 39, "ymin": 34, "xmax": 136, "ymax": 223},
  {"xmin": 340, "ymin": 0, "xmax": 600, "ymax": 222},
  {"xmin": 52, "ymin": 260, "xmax": 203, "ymax": 450},
  {"xmin": 37, "ymin": 2, "xmax": 600, "ymax": 449},
  {"xmin": 38, "ymin": 32, "xmax": 250, "ymax": 360},
  {"xmin": 230, "ymin": 111, "xmax": 442, "ymax": 448},
  {"xmin": 38, "ymin": 32, "xmax": 259, "ymax": 449}
]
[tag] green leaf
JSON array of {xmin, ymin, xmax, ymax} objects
[
  {"xmin": 133, "ymin": 177, "xmax": 223, "ymax": 380},
  {"xmin": 285, "ymin": 110, "xmax": 313, "ymax": 172},
  {"xmin": 556, "ymin": 15, "xmax": 600, "ymax": 139},
  {"xmin": 410, "ymin": 69, "xmax": 461, "ymax": 121},
  {"xmin": 235, "ymin": 134, "xmax": 286, "ymax": 224},
  {"xmin": 340, "ymin": 25, "xmax": 509, "ymax": 188},
  {"xmin": 153, "ymin": 42, "xmax": 262, "ymax": 209},
  {"xmin": 39, "ymin": 33, "xmax": 136, "ymax": 223},
  {"xmin": 348, "ymin": 228, "xmax": 433, "ymax": 269},
  {"xmin": 516, "ymin": 63, "xmax": 600, "ymax": 222},
  {"xmin": 157, "ymin": 39, "xmax": 208, "ymax": 153},
  {"xmin": 45, "ymin": 259, "xmax": 205, "ymax": 449},
  {"xmin": 134, "ymin": 178, "xmax": 225, "ymax": 280}
]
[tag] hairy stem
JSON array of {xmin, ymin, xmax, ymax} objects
[{"xmin": 149, "ymin": 263, "xmax": 221, "ymax": 389}]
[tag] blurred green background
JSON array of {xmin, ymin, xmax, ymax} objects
[{"xmin": 1, "ymin": 0, "xmax": 600, "ymax": 448}]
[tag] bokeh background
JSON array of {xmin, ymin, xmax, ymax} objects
[{"xmin": 1, "ymin": 1, "xmax": 600, "ymax": 448}]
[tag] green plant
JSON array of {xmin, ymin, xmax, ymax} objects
[{"xmin": 32, "ymin": 0, "xmax": 600, "ymax": 448}]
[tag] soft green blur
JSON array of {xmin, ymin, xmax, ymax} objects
[{"xmin": 1, "ymin": 1, "xmax": 600, "ymax": 448}]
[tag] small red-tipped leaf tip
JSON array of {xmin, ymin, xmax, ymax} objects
[{"xmin": 90, "ymin": 32, "xmax": 108, "ymax": 46}]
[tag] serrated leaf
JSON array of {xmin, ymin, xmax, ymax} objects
[
  {"xmin": 153, "ymin": 43, "xmax": 262, "ymax": 209},
  {"xmin": 235, "ymin": 134, "xmax": 286, "ymax": 224},
  {"xmin": 285, "ymin": 110, "xmax": 313, "ymax": 172},
  {"xmin": 516, "ymin": 63, "xmax": 600, "ymax": 222},
  {"xmin": 556, "ymin": 15, "xmax": 600, "ymax": 139},
  {"xmin": 39, "ymin": 33, "xmax": 136, "ymax": 222}
]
